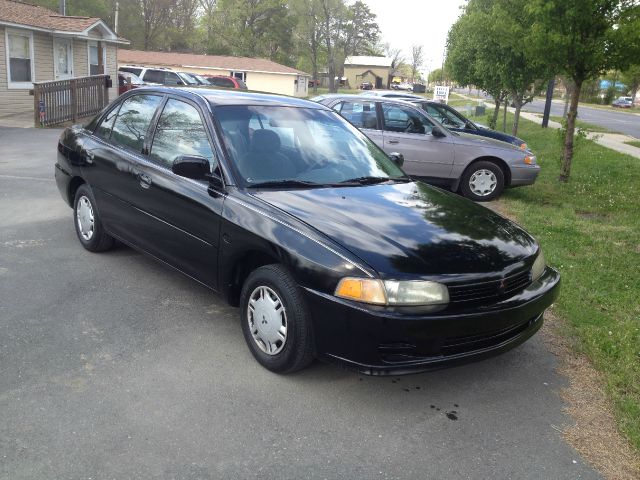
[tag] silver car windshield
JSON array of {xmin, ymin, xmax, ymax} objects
[{"xmin": 215, "ymin": 105, "xmax": 407, "ymax": 187}]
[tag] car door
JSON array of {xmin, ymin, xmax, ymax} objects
[
  {"xmin": 79, "ymin": 93, "xmax": 164, "ymax": 247},
  {"xmin": 380, "ymin": 102, "xmax": 454, "ymax": 178},
  {"xmin": 137, "ymin": 96, "xmax": 224, "ymax": 288},
  {"xmin": 330, "ymin": 99, "xmax": 384, "ymax": 147}
]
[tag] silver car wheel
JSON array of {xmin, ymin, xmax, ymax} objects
[
  {"xmin": 247, "ymin": 286, "xmax": 288, "ymax": 355},
  {"xmin": 469, "ymin": 169, "xmax": 497, "ymax": 197},
  {"xmin": 76, "ymin": 196, "xmax": 95, "ymax": 241}
]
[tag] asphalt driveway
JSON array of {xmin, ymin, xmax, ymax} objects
[{"xmin": 0, "ymin": 127, "xmax": 601, "ymax": 479}]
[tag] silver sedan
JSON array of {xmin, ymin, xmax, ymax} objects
[{"xmin": 313, "ymin": 94, "xmax": 540, "ymax": 201}]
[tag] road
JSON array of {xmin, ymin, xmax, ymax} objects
[
  {"xmin": 0, "ymin": 127, "xmax": 601, "ymax": 480},
  {"xmin": 454, "ymin": 88, "xmax": 640, "ymax": 138},
  {"xmin": 521, "ymin": 98, "xmax": 640, "ymax": 138}
]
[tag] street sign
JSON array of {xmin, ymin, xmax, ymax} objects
[{"xmin": 433, "ymin": 85, "xmax": 450, "ymax": 104}]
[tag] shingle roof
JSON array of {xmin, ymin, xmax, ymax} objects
[
  {"xmin": 0, "ymin": 0, "xmax": 103, "ymax": 32},
  {"xmin": 119, "ymin": 49, "xmax": 309, "ymax": 76}
]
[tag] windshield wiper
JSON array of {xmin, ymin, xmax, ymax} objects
[
  {"xmin": 339, "ymin": 176, "xmax": 411, "ymax": 185},
  {"xmin": 248, "ymin": 179, "xmax": 324, "ymax": 189}
]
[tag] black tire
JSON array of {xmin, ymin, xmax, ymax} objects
[
  {"xmin": 240, "ymin": 265, "xmax": 314, "ymax": 374},
  {"xmin": 73, "ymin": 184, "xmax": 114, "ymax": 252},
  {"xmin": 459, "ymin": 160, "xmax": 505, "ymax": 202}
]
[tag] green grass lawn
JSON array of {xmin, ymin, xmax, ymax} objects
[
  {"xmin": 624, "ymin": 140, "xmax": 640, "ymax": 149},
  {"xmin": 501, "ymin": 116, "xmax": 640, "ymax": 452}
]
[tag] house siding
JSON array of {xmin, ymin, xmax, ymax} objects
[
  {"xmin": 1, "ymin": 27, "xmax": 120, "ymax": 120},
  {"xmin": 0, "ymin": 26, "xmax": 55, "ymax": 117}
]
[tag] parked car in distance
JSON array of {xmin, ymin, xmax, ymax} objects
[
  {"xmin": 119, "ymin": 66, "xmax": 187, "ymax": 86},
  {"xmin": 117, "ymin": 71, "xmax": 145, "ymax": 95},
  {"xmin": 360, "ymin": 81, "xmax": 373, "ymax": 90},
  {"xmin": 204, "ymin": 75, "xmax": 248, "ymax": 90},
  {"xmin": 55, "ymin": 87, "xmax": 559, "ymax": 375},
  {"xmin": 612, "ymin": 96, "xmax": 633, "ymax": 108},
  {"xmin": 408, "ymin": 99, "xmax": 528, "ymax": 150},
  {"xmin": 315, "ymin": 94, "xmax": 539, "ymax": 201},
  {"xmin": 396, "ymin": 82, "xmax": 413, "ymax": 91}
]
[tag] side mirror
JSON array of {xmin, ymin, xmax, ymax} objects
[
  {"xmin": 432, "ymin": 126, "xmax": 446, "ymax": 138},
  {"xmin": 172, "ymin": 155, "xmax": 210, "ymax": 180},
  {"xmin": 389, "ymin": 152, "xmax": 404, "ymax": 167}
]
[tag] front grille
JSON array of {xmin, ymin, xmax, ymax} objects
[{"xmin": 447, "ymin": 269, "xmax": 532, "ymax": 304}]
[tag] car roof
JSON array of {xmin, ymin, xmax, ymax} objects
[
  {"xmin": 129, "ymin": 86, "xmax": 328, "ymax": 109},
  {"xmin": 313, "ymin": 93, "xmax": 424, "ymax": 107}
]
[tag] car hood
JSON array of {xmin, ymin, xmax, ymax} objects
[
  {"xmin": 251, "ymin": 182, "xmax": 538, "ymax": 280},
  {"xmin": 452, "ymin": 131, "xmax": 524, "ymax": 152}
]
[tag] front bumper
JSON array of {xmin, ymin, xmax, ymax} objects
[
  {"xmin": 509, "ymin": 164, "xmax": 540, "ymax": 186},
  {"xmin": 304, "ymin": 267, "xmax": 560, "ymax": 375}
]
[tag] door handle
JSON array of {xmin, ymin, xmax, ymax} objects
[
  {"xmin": 137, "ymin": 172, "xmax": 152, "ymax": 189},
  {"xmin": 387, "ymin": 140, "xmax": 399, "ymax": 144}
]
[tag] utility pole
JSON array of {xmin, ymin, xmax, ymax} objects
[
  {"xmin": 114, "ymin": 2, "xmax": 119, "ymax": 34},
  {"xmin": 59, "ymin": 0, "xmax": 66, "ymax": 15},
  {"xmin": 541, "ymin": 78, "xmax": 555, "ymax": 128}
]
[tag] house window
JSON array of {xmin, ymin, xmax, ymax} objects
[
  {"xmin": 5, "ymin": 29, "xmax": 34, "ymax": 88},
  {"xmin": 88, "ymin": 41, "xmax": 106, "ymax": 76},
  {"xmin": 231, "ymin": 71, "xmax": 246, "ymax": 82}
]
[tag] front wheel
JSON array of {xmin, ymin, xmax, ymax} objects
[
  {"xmin": 240, "ymin": 265, "xmax": 314, "ymax": 374},
  {"xmin": 459, "ymin": 160, "xmax": 505, "ymax": 202}
]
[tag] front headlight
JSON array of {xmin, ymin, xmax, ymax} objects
[
  {"xmin": 524, "ymin": 154, "xmax": 536, "ymax": 165},
  {"xmin": 531, "ymin": 250, "xmax": 546, "ymax": 282},
  {"xmin": 335, "ymin": 278, "xmax": 449, "ymax": 306}
]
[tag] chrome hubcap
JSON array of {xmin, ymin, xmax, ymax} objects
[
  {"xmin": 469, "ymin": 169, "xmax": 497, "ymax": 196},
  {"xmin": 247, "ymin": 286, "xmax": 287, "ymax": 355},
  {"xmin": 76, "ymin": 196, "xmax": 95, "ymax": 241}
]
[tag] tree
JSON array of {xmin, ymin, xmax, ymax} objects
[
  {"xmin": 447, "ymin": 0, "xmax": 549, "ymax": 137},
  {"xmin": 292, "ymin": 0, "xmax": 324, "ymax": 92},
  {"xmin": 527, "ymin": 0, "xmax": 640, "ymax": 181},
  {"xmin": 621, "ymin": 64, "xmax": 640, "ymax": 102},
  {"xmin": 410, "ymin": 45, "xmax": 423, "ymax": 83},
  {"xmin": 446, "ymin": 2, "xmax": 507, "ymax": 128},
  {"xmin": 340, "ymin": 1, "xmax": 379, "ymax": 59}
]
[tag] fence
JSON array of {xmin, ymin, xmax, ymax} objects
[{"xmin": 32, "ymin": 75, "xmax": 110, "ymax": 127}]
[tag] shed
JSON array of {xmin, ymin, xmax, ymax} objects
[{"xmin": 343, "ymin": 56, "xmax": 392, "ymax": 89}]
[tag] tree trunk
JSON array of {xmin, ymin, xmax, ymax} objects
[
  {"xmin": 560, "ymin": 80, "xmax": 583, "ymax": 182},
  {"xmin": 502, "ymin": 96, "xmax": 507, "ymax": 133},
  {"xmin": 491, "ymin": 98, "xmax": 501, "ymax": 129},
  {"xmin": 512, "ymin": 96, "xmax": 522, "ymax": 137},
  {"xmin": 563, "ymin": 86, "xmax": 570, "ymax": 119}
]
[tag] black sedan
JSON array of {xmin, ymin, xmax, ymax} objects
[
  {"xmin": 408, "ymin": 99, "xmax": 529, "ymax": 150},
  {"xmin": 55, "ymin": 87, "xmax": 560, "ymax": 375}
]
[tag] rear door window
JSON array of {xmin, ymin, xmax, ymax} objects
[{"xmin": 110, "ymin": 94, "xmax": 163, "ymax": 152}]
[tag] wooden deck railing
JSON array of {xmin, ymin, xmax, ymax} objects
[{"xmin": 32, "ymin": 75, "xmax": 110, "ymax": 127}]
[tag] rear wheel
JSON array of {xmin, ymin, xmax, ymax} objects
[
  {"xmin": 73, "ymin": 184, "xmax": 114, "ymax": 252},
  {"xmin": 460, "ymin": 160, "xmax": 504, "ymax": 202},
  {"xmin": 240, "ymin": 265, "xmax": 314, "ymax": 373}
]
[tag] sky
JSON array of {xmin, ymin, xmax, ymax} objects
[{"xmin": 361, "ymin": 0, "xmax": 467, "ymax": 76}]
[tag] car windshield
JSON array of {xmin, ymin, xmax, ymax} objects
[
  {"xmin": 178, "ymin": 73, "xmax": 198, "ymax": 85},
  {"xmin": 215, "ymin": 105, "xmax": 407, "ymax": 187}
]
